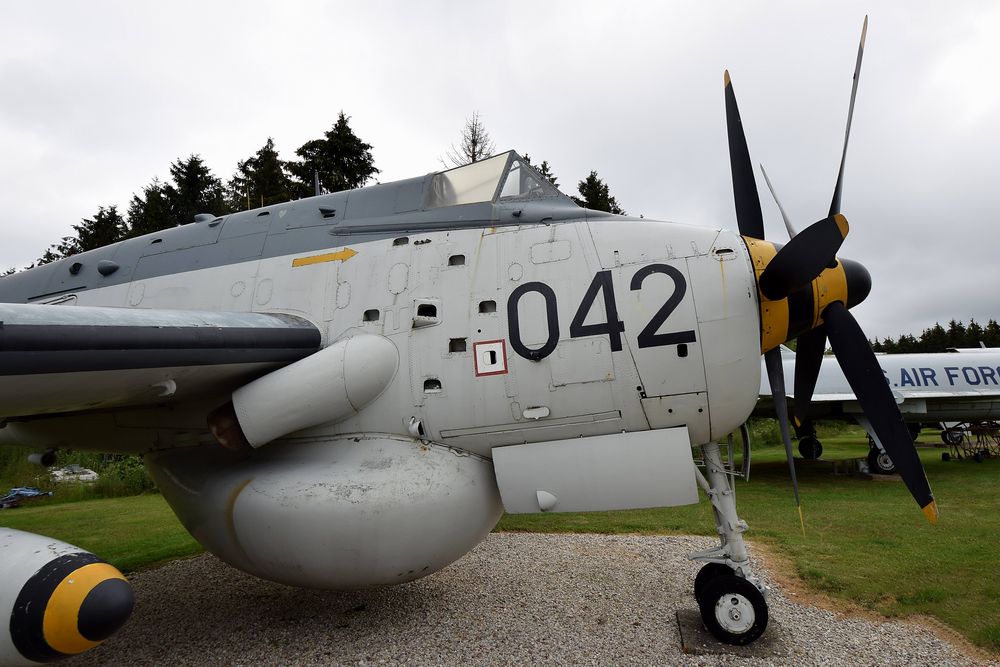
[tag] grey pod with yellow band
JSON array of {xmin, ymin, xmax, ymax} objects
[{"xmin": 1, "ymin": 528, "xmax": 133, "ymax": 665}]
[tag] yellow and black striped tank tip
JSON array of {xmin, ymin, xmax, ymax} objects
[{"xmin": 10, "ymin": 552, "xmax": 134, "ymax": 663}]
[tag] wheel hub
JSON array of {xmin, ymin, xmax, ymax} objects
[{"xmin": 715, "ymin": 593, "xmax": 755, "ymax": 633}]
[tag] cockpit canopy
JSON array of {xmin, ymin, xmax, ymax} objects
[{"xmin": 426, "ymin": 151, "xmax": 562, "ymax": 209}]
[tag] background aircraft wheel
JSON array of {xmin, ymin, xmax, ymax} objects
[
  {"xmin": 941, "ymin": 430, "xmax": 963, "ymax": 446},
  {"xmin": 697, "ymin": 574, "xmax": 768, "ymax": 645},
  {"xmin": 942, "ymin": 452, "xmax": 951, "ymax": 462},
  {"xmin": 693, "ymin": 562, "xmax": 732, "ymax": 600},
  {"xmin": 798, "ymin": 436, "xmax": 823, "ymax": 460},
  {"xmin": 907, "ymin": 423, "xmax": 922, "ymax": 440},
  {"xmin": 867, "ymin": 447, "xmax": 896, "ymax": 474},
  {"xmin": 974, "ymin": 451, "xmax": 985, "ymax": 463}
]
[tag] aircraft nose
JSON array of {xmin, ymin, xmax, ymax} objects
[{"xmin": 841, "ymin": 257, "xmax": 871, "ymax": 309}]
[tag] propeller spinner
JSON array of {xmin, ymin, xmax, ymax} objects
[{"xmin": 726, "ymin": 16, "xmax": 939, "ymax": 523}]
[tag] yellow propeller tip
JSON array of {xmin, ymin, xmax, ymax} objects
[
  {"xmin": 833, "ymin": 213, "xmax": 849, "ymax": 239},
  {"xmin": 797, "ymin": 505, "xmax": 806, "ymax": 537},
  {"xmin": 922, "ymin": 500, "xmax": 939, "ymax": 524},
  {"xmin": 724, "ymin": 70, "xmax": 731, "ymax": 87}
]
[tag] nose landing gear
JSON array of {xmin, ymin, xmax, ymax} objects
[{"xmin": 688, "ymin": 442, "xmax": 769, "ymax": 645}]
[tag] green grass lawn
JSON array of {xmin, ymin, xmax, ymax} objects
[
  {"xmin": 0, "ymin": 493, "xmax": 202, "ymax": 572},
  {"xmin": 1, "ymin": 426, "xmax": 997, "ymax": 652}
]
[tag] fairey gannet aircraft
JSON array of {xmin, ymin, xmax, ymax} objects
[
  {"xmin": 0, "ymin": 17, "xmax": 932, "ymax": 659},
  {"xmin": 758, "ymin": 346, "xmax": 1000, "ymax": 471}
]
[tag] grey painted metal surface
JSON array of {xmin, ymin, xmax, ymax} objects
[{"xmin": 492, "ymin": 427, "xmax": 698, "ymax": 513}]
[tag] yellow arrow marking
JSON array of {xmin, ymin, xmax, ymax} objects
[{"xmin": 291, "ymin": 248, "xmax": 358, "ymax": 267}]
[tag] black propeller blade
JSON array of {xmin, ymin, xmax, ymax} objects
[
  {"xmin": 725, "ymin": 70, "xmax": 803, "ymax": 522},
  {"xmin": 724, "ymin": 70, "xmax": 765, "ymax": 239},
  {"xmin": 760, "ymin": 163, "xmax": 797, "ymax": 238},
  {"xmin": 830, "ymin": 15, "xmax": 868, "ymax": 217},
  {"xmin": 792, "ymin": 327, "xmax": 828, "ymax": 433},
  {"xmin": 753, "ymin": 16, "xmax": 867, "ymax": 299},
  {"xmin": 757, "ymin": 214, "xmax": 849, "ymax": 300},
  {"xmin": 764, "ymin": 347, "xmax": 804, "ymax": 532},
  {"xmin": 823, "ymin": 301, "xmax": 939, "ymax": 521}
]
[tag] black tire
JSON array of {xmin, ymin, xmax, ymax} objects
[
  {"xmin": 907, "ymin": 423, "xmax": 922, "ymax": 441},
  {"xmin": 867, "ymin": 447, "xmax": 896, "ymax": 474},
  {"xmin": 798, "ymin": 436, "xmax": 823, "ymax": 460},
  {"xmin": 697, "ymin": 574, "xmax": 769, "ymax": 645},
  {"xmin": 974, "ymin": 451, "xmax": 984, "ymax": 463},
  {"xmin": 694, "ymin": 562, "xmax": 732, "ymax": 600},
  {"xmin": 942, "ymin": 430, "xmax": 963, "ymax": 446},
  {"xmin": 942, "ymin": 452, "xmax": 951, "ymax": 462}
]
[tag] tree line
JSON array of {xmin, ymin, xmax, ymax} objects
[
  {"xmin": 871, "ymin": 319, "xmax": 1000, "ymax": 353},
  {"xmin": 3, "ymin": 111, "xmax": 627, "ymax": 275}
]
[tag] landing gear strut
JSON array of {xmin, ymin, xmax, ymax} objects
[{"xmin": 689, "ymin": 442, "xmax": 769, "ymax": 645}]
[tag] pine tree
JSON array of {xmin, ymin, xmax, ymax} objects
[
  {"xmin": 985, "ymin": 319, "xmax": 1000, "ymax": 347},
  {"xmin": 945, "ymin": 319, "xmax": 967, "ymax": 349},
  {"xmin": 228, "ymin": 138, "xmax": 294, "ymax": 210},
  {"xmin": 921, "ymin": 323, "xmax": 948, "ymax": 352},
  {"xmin": 164, "ymin": 155, "xmax": 227, "ymax": 225},
  {"xmin": 572, "ymin": 171, "xmax": 625, "ymax": 214},
  {"xmin": 966, "ymin": 319, "xmax": 985, "ymax": 347},
  {"xmin": 288, "ymin": 112, "xmax": 379, "ymax": 197},
  {"xmin": 537, "ymin": 161, "xmax": 559, "ymax": 188},
  {"xmin": 127, "ymin": 178, "xmax": 173, "ymax": 238},
  {"xmin": 35, "ymin": 206, "xmax": 126, "ymax": 263}
]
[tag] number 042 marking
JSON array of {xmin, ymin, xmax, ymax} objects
[{"xmin": 506, "ymin": 264, "xmax": 697, "ymax": 361}]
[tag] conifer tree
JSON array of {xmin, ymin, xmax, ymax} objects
[
  {"xmin": 228, "ymin": 138, "xmax": 294, "ymax": 210},
  {"xmin": 126, "ymin": 178, "xmax": 173, "ymax": 238},
  {"xmin": 572, "ymin": 171, "xmax": 625, "ymax": 214},
  {"xmin": 164, "ymin": 155, "xmax": 227, "ymax": 225},
  {"xmin": 288, "ymin": 112, "xmax": 379, "ymax": 197}
]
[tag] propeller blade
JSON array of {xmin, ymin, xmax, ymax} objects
[
  {"xmin": 793, "ymin": 327, "xmax": 828, "ymax": 432},
  {"xmin": 764, "ymin": 347, "xmax": 803, "ymax": 530},
  {"xmin": 829, "ymin": 15, "xmax": 868, "ymax": 217},
  {"xmin": 758, "ymin": 214, "xmax": 849, "ymax": 300},
  {"xmin": 760, "ymin": 163, "xmax": 797, "ymax": 239},
  {"xmin": 724, "ymin": 70, "xmax": 765, "ymax": 239},
  {"xmin": 823, "ymin": 301, "xmax": 939, "ymax": 522}
]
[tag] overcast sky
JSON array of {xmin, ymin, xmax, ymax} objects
[{"xmin": 1, "ymin": 1, "xmax": 997, "ymax": 340}]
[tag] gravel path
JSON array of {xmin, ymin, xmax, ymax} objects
[{"xmin": 66, "ymin": 534, "xmax": 994, "ymax": 666}]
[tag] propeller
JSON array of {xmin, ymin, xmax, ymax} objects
[
  {"xmin": 765, "ymin": 347, "xmax": 805, "ymax": 534},
  {"xmin": 824, "ymin": 302, "xmax": 938, "ymax": 520},
  {"xmin": 791, "ymin": 327, "xmax": 827, "ymax": 434},
  {"xmin": 726, "ymin": 16, "xmax": 939, "ymax": 523},
  {"xmin": 724, "ymin": 70, "xmax": 764, "ymax": 240},
  {"xmin": 724, "ymin": 69, "xmax": 803, "ymax": 524},
  {"xmin": 753, "ymin": 16, "xmax": 868, "ymax": 300}
]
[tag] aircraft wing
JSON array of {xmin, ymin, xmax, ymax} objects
[{"xmin": 0, "ymin": 303, "xmax": 321, "ymax": 419}]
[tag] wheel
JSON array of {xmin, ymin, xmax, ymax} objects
[
  {"xmin": 942, "ymin": 430, "xmax": 963, "ymax": 446},
  {"xmin": 941, "ymin": 452, "xmax": 951, "ymax": 462},
  {"xmin": 907, "ymin": 423, "xmax": 922, "ymax": 441},
  {"xmin": 798, "ymin": 436, "xmax": 823, "ymax": 460},
  {"xmin": 867, "ymin": 447, "xmax": 896, "ymax": 474},
  {"xmin": 697, "ymin": 574, "xmax": 768, "ymax": 645},
  {"xmin": 973, "ymin": 451, "xmax": 984, "ymax": 463},
  {"xmin": 694, "ymin": 562, "xmax": 732, "ymax": 600}
]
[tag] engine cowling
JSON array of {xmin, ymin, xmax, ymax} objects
[
  {"xmin": 208, "ymin": 334, "xmax": 398, "ymax": 450},
  {"xmin": 0, "ymin": 529, "xmax": 133, "ymax": 665},
  {"xmin": 147, "ymin": 435, "xmax": 503, "ymax": 589}
]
